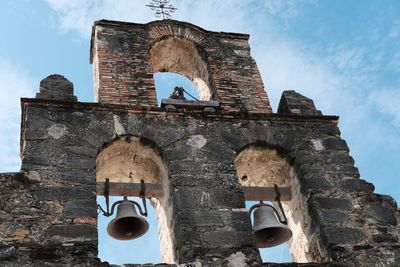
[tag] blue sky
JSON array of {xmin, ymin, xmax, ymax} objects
[{"xmin": 0, "ymin": 0, "xmax": 399, "ymax": 264}]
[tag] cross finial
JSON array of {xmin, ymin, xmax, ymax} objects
[{"xmin": 146, "ymin": 0, "xmax": 177, "ymax": 20}]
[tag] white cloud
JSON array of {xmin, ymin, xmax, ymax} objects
[
  {"xmin": 330, "ymin": 46, "xmax": 366, "ymax": 73},
  {"xmin": 43, "ymin": 0, "xmax": 315, "ymax": 38},
  {"xmin": 45, "ymin": 0, "xmax": 153, "ymax": 38},
  {"xmin": 0, "ymin": 59, "xmax": 35, "ymax": 172},
  {"xmin": 388, "ymin": 51, "xmax": 400, "ymax": 73},
  {"xmin": 251, "ymin": 32, "xmax": 400, "ymax": 157},
  {"xmin": 261, "ymin": 0, "xmax": 316, "ymax": 19},
  {"xmin": 369, "ymin": 89, "xmax": 400, "ymax": 127},
  {"xmin": 388, "ymin": 19, "xmax": 400, "ymax": 39}
]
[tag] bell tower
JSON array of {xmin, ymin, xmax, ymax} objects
[
  {"xmin": 0, "ymin": 19, "xmax": 399, "ymax": 267},
  {"xmin": 91, "ymin": 20, "xmax": 271, "ymax": 113}
]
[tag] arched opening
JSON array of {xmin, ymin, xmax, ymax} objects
[
  {"xmin": 96, "ymin": 136, "xmax": 174, "ymax": 264},
  {"xmin": 150, "ymin": 36, "xmax": 214, "ymax": 102},
  {"xmin": 234, "ymin": 145, "xmax": 314, "ymax": 263},
  {"xmin": 153, "ymin": 72, "xmax": 200, "ymax": 105}
]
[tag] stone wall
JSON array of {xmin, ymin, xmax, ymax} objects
[
  {"xmin": 1, "ymin": 88, "xmax": 397, "ymax": 266},
  {"xmin": 0, "ymin": 172, "xmax": 98, "ymax": 266}
]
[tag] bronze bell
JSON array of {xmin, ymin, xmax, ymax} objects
[
  {"xmin": 107, "ymin": 199, "xmax": 149, "ymax": 240},
  {"xmin": 251, "ymin": 205, "xmax": 293, "ymax": 248}
]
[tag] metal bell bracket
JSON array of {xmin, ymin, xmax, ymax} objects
[
  {"xmin": 248, "ymin": 184, "xmax": 288, "ymax": 225},
  {"xmin": 97, "ymin": 178, "xmax": 148, "ymax": 217}
]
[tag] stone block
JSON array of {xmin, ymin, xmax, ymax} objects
[
  {"xmin": 63, "ymin": 200, "xmax": 97, "ymax": 219},
  {"xmin": 322, "ymin": 138, "xmax": 349, "ymax": 151},
  {"xmin": 57, "ymin": 158, "xmax": 96, "ymax": 169},
  {"xmin": 176, "ymin": 244, "xmax": 203, "ymax": 263},
  {"xmin": 173, "ymin": 227, "xmax": 201, "ymax": 248},
  {"xmin": 299, "ymin": 175, "xmax": 332, "ymax": 193},
  {"xmin": 331, "ymin": 247, "xmax": 398, "ymax": 267},
  {"xmin": 174, "ymin": 211, "xmax": 223, "ymax": 228},
  {"xmin": 25, "ymin": 171, "xmax": 42, "ymax": 183},
  {"xmin": 319, "ymin": 210, "xmax": 349, "ymax": 224},
  {"xmin": 328, "ymin": 152, "xmax": 355, "ymax": 164},
  {"xmin": 202, "ymin": 139, "xmax": 236, "ymax": 162},
  {"xmin": 36, "ymin": 186, "xmax": 95, "ymax": 201},
  {"xmin": 321, "ymin": 227, "xmax": 365, "ymax": 246},
  {"xmin": 0, "ymin": 246, "xmax": 17, "ymax": 261},
  {"xmin": 294, "ymin": 152, "xmax": 325, "ymax": 165},
  {"xmin": 160, "ymin": 98, "xmax": 219, "ymax": 110},
  {"xmin": 169, "ymin": 173, "xmax": 238, "ymax": 189},
  {"xmin": 370, "ymin": 233, "xmax": 398, "ymax": 243},
  {"xmin": 201, "ymin": 230, "xmax": 256, "ymax": 248},
  {"xmin": 366, "ymin": 202, "xmax": 397, "ymax": 225},
  {"xmin": 22, "ymin": 156, "xmax": 50, "ymax": 167},
  {"xmin": 221, "ymin": 210, "xmax": 253, "ymax": 232},
  {"xmin": 171, "ymin": 189, "xmax": 201, "ymax": 210},
  {"xmin": 217, "ymin": 127, "xmax": 248, "ymax": 150},
  {"xmin": 277, "ymin": 90, "xmax": 322, "ymax": 115},
  {"xmin": 295, "ymin": 164, "xmax": 325, "ymax": 179},
  {"xmin": 162, "ymin": 145, "xmax": 188, "ymax": 162},
  {"xmin": 36, "ymin": 74, "xmax": 77, "ymax": 102},
  {"xmin": 324, "ymin": 164, "xmax": 359, "ymax": 175},
  {"xmin": 212, "ymin": 190, "xmax": 246, "ymax": 209},
  {"xmin": 314, "ymin": 196, "xmax": 353, "ymax": 210},
  {"xmin": 153, "ymin": 127, "xmax": 186, "ymax": 149},
  {"xmin": 46, "ymin": 224, "xmax": 97, "ymax": 242},
  {"xmin": 53, "ymin": 170, "xmax": 96, "ymax": 185},
  {"xmin": 336, "ymin": 178, "xmax": 374, "ymax": 193},
  {"xmin": 64, "ymin": 146, "xmax": 98, "ymax": 158}
]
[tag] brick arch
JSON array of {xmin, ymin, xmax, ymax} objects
[
  {"xmin": 91, "ymin": 19, "xmax": 272, "ymax": 112},
  {"xmin": 96, "ymin": 135, "xmax": 167, "ymax": 184},
  {"xmin": 234, "ymin": 143, "xmax": 322, "ymax": 263},
  {"xmin": 149, "ymin": 36, "xmax": 214, "ymax": 101},
  {"xmin": 147, "ymin": 20, "xmax": 210, "ymax": 47}
]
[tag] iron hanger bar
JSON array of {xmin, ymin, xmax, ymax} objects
[
  {"xmin": 274, "ymin": 184, "xmax": 288, "ymax": 223},
  {"xmin": 96, "ymin": 181, "xmax": 291, "ymax": 201},
  {"xmin": 97, "ymin": 179, "xmax": 148, "ymax": 217},
  {"xmin": 97, "ymin": 181, "xmax": 164, "ymax": 198},
  {"xmin": 182, "ymin": 88, "xmax": 200, "ymax": 101},
  {"xmin": 244, "ymin": 186, "xmax": 291, "ymax": 201},
  {"xmin": 247, "ymin": 184, "xmax": 289, "ymax": 224}
]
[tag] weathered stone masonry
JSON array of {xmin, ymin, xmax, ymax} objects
[{"xmin": 0, "ymin": 19, "xmax": 399, "ymax": 266}]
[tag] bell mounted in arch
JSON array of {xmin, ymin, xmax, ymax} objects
[
  {"xmin": 97, "ymin": 179, "xmax": 150, "ymax": 241},
  {"xmin": 249, "ymin": 185, "xmax": 293, "ymax": 248},
  {"xmin": 107, "ymin": 197, "xmax": 149, "ymax": 240},
  {"xmin": 169, "ymin": 86, "xmax": 187, "ymax": 100},
  {"xmin": 251, "ymin": 204, "xmax": 292, "ymax": 247}
]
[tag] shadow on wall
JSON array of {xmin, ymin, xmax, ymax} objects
[{"xmin": 150, "ymin": 36, "xmax": 213, "ymax": 104}]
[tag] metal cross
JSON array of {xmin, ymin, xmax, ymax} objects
[{"xmin": 146, "ymin": 0, "xmax": 177, "ymax": 20}]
